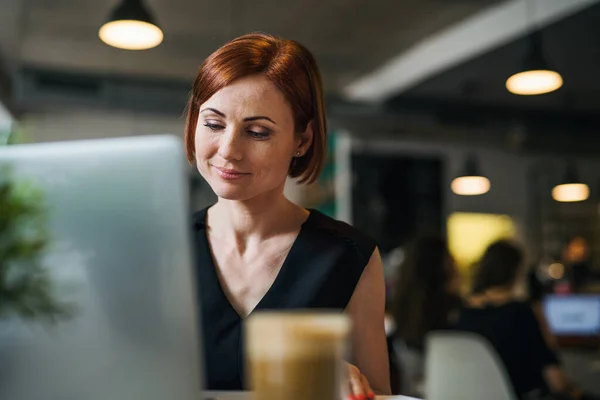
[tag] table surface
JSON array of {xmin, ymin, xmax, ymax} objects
[{"xmin": 204, "ymin": 391, "xmax": 420, "ymax": 400}]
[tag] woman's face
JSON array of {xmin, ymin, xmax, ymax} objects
[{"xmin": 194, "ymin": 74, "xmax": 312, "ymax": 201}]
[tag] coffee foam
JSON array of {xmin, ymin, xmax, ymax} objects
[{"xmin": 245, "ymin": 312, "xmax": 350, "ymax": 358}]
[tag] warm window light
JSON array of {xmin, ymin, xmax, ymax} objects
[
  {"xmin": 552, "ymin": 163, "xmax": 589, "ymax": 203},
  {"xmin": 447, "ymin": 212, "xmax": 516, "ymax": 279},
  {"xmin": 506, "ymin": 70, "xmax": 563, "ymax": 95},
  {"xmin": 506, "ymin": 32, "xmax": 562, "ymax": 96},
  {"xmin": 99, "ymin": 0, "xmax": 163, "ymax": 50},
  {"xmin": 451, "ymin": 155, "xmax": 490, "ymax": 196}
]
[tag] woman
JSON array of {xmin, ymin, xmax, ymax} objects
[
  {"xmin": 391, "ymin": 235, "xmax": 462, "ymax": 397},
  {"xmin": 454, "ymin": 240, "xmax": 587, "ymax": 400},
  {"xmin": 186, "ymin": 33, "xmax": 391, "ymax": 397}
]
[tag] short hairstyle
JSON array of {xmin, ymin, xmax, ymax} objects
[
  {"xmin": 184, "ymin": 32, "xmax": 327, "ymax": 184},
  {"xmin": 472, "ymin": 239, "xmax": 524, "ymax": 293}
]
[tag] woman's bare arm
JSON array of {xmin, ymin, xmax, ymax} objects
[{"xmin": 346, "ymin": 247, "xmax": 392, "ymax": 395}]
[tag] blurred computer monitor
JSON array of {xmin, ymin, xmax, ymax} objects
[{"xmin": 543, "ymin": 294, "xmax": 600, "ymax": 336}]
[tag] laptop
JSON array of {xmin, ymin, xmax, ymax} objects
[
  {"xmin": 0, "ymin": 135, "xmax": 203, "ymax": 400},
  {"xmin": 543, "ymin": 294, "xmax": 600, "ymax": 336}
]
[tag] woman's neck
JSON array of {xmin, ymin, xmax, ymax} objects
[
  {"xmin": 483, "ymin": 286, "xmax": 515, "ymax": 304},
  {"xmin": 208, "ymin": 191, "xmax": 309, "ymax": 245},
  {"xmin": 470, "ymin": 286, "xmax": 515, "ymax": 307}
]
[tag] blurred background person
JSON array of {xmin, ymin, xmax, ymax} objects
[
  {"xmin": 390, "ymin": 234, "xmax": 462, "ymax": 397},
  {"xmin": 563, "ymin": 235, "xmax": 594, "ymax": 292},
  {"xmin": 454, "ymin": 240, "xmax": 596, "ymax": 400}
]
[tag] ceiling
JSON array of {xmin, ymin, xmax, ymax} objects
[
  {"xmin": 399, "ymin": 2, "xmax": 600, "ymax": 114},
  {"xmin": 0, "ymin": 0, "xmax": 501, "ymax": 106},
  {"xmin": 373, "ymin": 1, "xmax": 600, "ymax": 153},
  {"xmin": 1, "ymin": 0, "xmax": 599, "ymax": 155}
]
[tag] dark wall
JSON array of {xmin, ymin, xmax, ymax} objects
[{"xmin": 351, "ymin": 153, "xmax": 444, "ymax": 253}]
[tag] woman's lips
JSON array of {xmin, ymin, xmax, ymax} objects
[{"xmin": 212, "ymin": 165, "xmax": 250, "ymax": 180}]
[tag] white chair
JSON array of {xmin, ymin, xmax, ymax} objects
[{"xmin": 425, "ymin": 331, "xmax": 516, "ymax": 400}]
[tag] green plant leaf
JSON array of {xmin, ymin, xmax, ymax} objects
[{"xmin": 0, "ymin": 165, "xmax": 74, "ymax": 324}]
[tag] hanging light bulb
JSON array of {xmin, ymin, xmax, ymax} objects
[
  {"xmin": 451, "ymin": 155, "xmax": 491, "ymax": 196},
  {"xmin": 99, "ymin": 0, "xmax": 163, "ymax": 50},
  {"xmin": 552, "ymin": 163, "xmax": 589, "ymax": 202},
  {"xmin": 506, "ymin": 31, "xmax": 562, "ymax": 95}
]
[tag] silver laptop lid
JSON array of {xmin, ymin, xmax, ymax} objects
[{"xmin": 0, "ymin": 135, "xmax": 203, "ymax": 400}]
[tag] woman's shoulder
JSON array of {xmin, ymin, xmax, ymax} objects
[
  {"xmin": 459, "ymin": 299, "xmax": 529, "ymax": 315},
  {"xmin": 502, "ymin": 300, "xmax": 535, "ymax": 314},
  {"xmin": 465, "ymin": 299, "xmax": 536, "ymax": 319},
  {"xmin": 508, "ymin": 300, "xmax": 541, "ymax": 323},
  {"xmin": 305, "ymin": 209, "xmax": 378, "ymax": 263},
  {"xmin": 190, "ymin": 206, "xmax": 379, "ymax": 262}
]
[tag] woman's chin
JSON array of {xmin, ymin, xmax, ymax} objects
[
  {"xmin": 210, "ymin": 183, "xmax": 254, "ymax": 201},
  {"xmin": 206, "ymin": 176, "xmax": 286, "ymax": 202},
  {"xmin": 215, "ymin": 192, "xmax": 250, "ymax": 201}
]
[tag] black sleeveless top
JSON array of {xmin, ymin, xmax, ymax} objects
[{"xmin": 191, "ymin": 207, "xmax": 377, "ymax": 391}]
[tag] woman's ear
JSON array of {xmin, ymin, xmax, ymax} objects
[{"xmin": 295, "ymin": 121, "xmax": 314, "ymax": 156}]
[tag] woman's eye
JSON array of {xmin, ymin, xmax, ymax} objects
[
  {"xmin": 203, "ymin": 123, "xmax": 224, "ymax": 132},
  {"xmin": 247, "ymin": 130, "xmax": 270, "ymax": 139}
]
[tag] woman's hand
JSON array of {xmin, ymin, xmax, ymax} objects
[{"xmin": 346, "ymin": 362, "xmax": 375, "ymax": 400}]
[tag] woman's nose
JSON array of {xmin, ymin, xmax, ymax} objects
[{"xmin": 217, "ymin": 129, "xmax": 243, "ymax": 161}]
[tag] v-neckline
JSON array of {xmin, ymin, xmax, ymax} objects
[{"xmin": 200, "ymin": 208, "xmax": 315, "ymax": 320}]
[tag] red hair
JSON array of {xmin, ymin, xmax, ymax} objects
[{"xmin": 184, "ymin": 32, "xmax": 327, "ymax": 184}]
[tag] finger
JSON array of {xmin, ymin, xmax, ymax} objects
[
  {"xmin": 360, "ymin": 374, "xmax": 375, "ymax": 399},
  {"xmin": 348, "ymin": 366, "xmax": 368, "ymax": 399}
]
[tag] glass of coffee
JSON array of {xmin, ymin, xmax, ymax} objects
[{"xmin": 245, "ymin": 311, "xmax": 349, "ymax": 400}]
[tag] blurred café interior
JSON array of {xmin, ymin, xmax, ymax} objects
[{"xmin": 1, "ymin": 0, "xmax": 600, "ymax": 398}]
